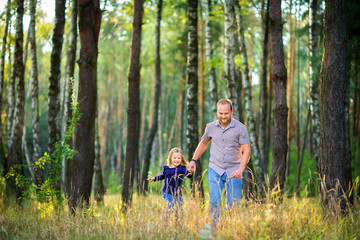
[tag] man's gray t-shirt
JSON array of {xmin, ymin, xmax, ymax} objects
[{"xmin": 201, "ymin": 118, "xmax": 250, "ymax": 177}]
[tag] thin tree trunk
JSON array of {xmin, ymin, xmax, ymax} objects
[
  {"xmin": 6, "ymin": 0, "xmax": 25, "ymax": 203},
  {"xmin": 69, "ymin": 0, "xmax": 101, "ymax": 212},
  {"xmin": 309, "ymin": 0, "xmax": 321, "ymax": 172},
  {"xmin": 0, "ymin": 0, "xmax": 11, "ymax": 173},
  {"xmin": 224, "ymin": 0, "xmax": 239, "ymax": 119},
  {"xmin": 93, "ymin": 114, "xmax": 104, "ymax": 203},
  {"xmin": 187, "ymin": 0, "xmax": 203, "ymax": 198},
  {"xmin": 122, "ymin": 0, "xmax": 143, "ymax": 210},
  {"xmin": 205, "ymin": 0, "xmax": 218, "ymax": 118},
  {"xmin": 296, "ymin": 107, "xmax": 310, "ymax": 196},
  {"xmin": 235, "ymin": 0, "xmax": 265, "ymax": 188},
  {"xmin": 269, "ymin": 0, "xmax": 288, "ymax": 195},
  {"xmin": 319, "ymin": 0, "xmax": 347, "ymax": 215},
  {"xmin": 29, "ymin": 0, "xmax": 42, "ymax": 187},
  {"xmin": 198, "ymin": 2, "xmax": 205, "ymax": 134},
  {"xmin": 63, "ymin": 0, "xmax": 77, "ymax": 197},
  {"xmin": 259, "ymin": 0, "xmax": 270, "ymax": 176},
  {"xmin": 48, "ymin": 0, "xmax": 66, "ymax": 193}
]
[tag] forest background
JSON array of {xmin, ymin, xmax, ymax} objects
[{"xmin": 0, "ymin": 0, "xmax": 360, "ymax": 238}]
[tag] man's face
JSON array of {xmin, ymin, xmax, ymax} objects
[{"xmin": 217, "ymin": 104, "xmax": 232, "ymax": 126}]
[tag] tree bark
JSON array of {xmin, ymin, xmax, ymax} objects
[
  {"xmin": 69, "ymin": 0, "xmax": 102, "ymax": 212},
  {"xmin": 29, "ymin": 0, "xmax": 43, "ymax": 187},
  {"xmin": 48, "ymin": 0, "xmax": 66, "ymax": 192},
  {"xmin": 319, "ymin": 0, "xmax": 347, "ymax": 215},
  {"xmin": 122, "ymin": 0, "xmax": 143, "ymax": 210},
  {"xmin": 224, "ymin": 0, "xmax": 239, "ymax": 120},
  {"xmin": 141, "ymin": 0, "xmax": 162, "ymax": 194},
  {"xmin": 187, "ymin": 0, "xmax": 203, "ymax": 197},
  {"xmin": 259, "ymin": 0, "xmax": 270, "ymax": 176},
  {"xmin": 309, "ymin": 0, "xmax": 321, "ymax": 172},
  {"xmin": 63, "ymin": 0, "xmax": 78, "ymax": 197},
  {"xmin": 235, "ymin": 0, "xmax": 265, "ymax": 188},
  {"xmin": 140, "ymin": 0, "xmax": 163, "ymax": 195},
  {"xmin": 6, "ymin": 0, "xmax": 25, "ymax": 202},
  {"xmin": 269, "ymin": 0, "xmax": 288, "ymax": 195},
  {"xmin": 205, "ymin": 0, "xmax": 218, "ymax": 118},
  {"xmin": 93, "ymin": 114, "xmax": 104, "ymax": 203},
  {"xmin": 0, "ymin": 0, "xmax": 11, "ymax": 173}
]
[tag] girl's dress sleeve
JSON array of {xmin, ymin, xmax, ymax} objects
[
  {"xmin": 180, "ymin": 166, "xmax": 192, "ymax": 178},
  {"xmin": 153, "ymin": 166, "xmax": 166, "ymax": 181}
]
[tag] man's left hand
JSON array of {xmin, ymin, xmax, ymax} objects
[{"xmin": 231, "ymin": 167, "xmax": 244, "ymax": 179}]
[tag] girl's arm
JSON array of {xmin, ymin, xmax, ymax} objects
[{"xmin": 149, "ymin": 167, "xmax": 166, "ymax": 182}]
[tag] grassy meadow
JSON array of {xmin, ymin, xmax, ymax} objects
[{"xmin": 1, "ymin": 191, "xmax": 359, "ymax": 239}]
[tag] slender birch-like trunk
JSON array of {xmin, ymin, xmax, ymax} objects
[
  {"xmin": 6, "ymin": 0, "xmax": 25, "ymax": 202},
  {"xmin": 29, "ymin": 0, "xmax": 43, "ymax": 187},
  {"xmin": 0, "ymin": 0, "xmax": 11, "ymax": 172},
  {"xmin": 259, "ymin": 0, "xmax": 270, "ymax": 174},
  {"xmin": 309, "ymin": 0, "xmax": 321, "ymax": 171},
  {"xmin": 224, "ymin": 0, "xmax": 239, "ymax": 119},
  {"xmin": 205, "ymin": 0, "xmax": 218, "ymax": 118},
  {"xmin": 235, "ymin": 1, "xmax": 265, "ymax": 188}
]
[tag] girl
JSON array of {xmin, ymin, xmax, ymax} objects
[{"xmin": 149, "ymin": 147, "xmax": 192, "ymax": 209}]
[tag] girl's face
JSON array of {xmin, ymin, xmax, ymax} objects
[{"xmin": 171, "ymin": 152, "xmax": 182, "ymax": 167}]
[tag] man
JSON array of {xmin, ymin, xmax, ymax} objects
[{"xmin": 188, "ymin": 99, "xmax": 250, "ymax": 225}]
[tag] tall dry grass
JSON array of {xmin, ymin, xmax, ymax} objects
[{"xmin": 1, "ymin": 193, "xmax": 359, "ymax": 239}]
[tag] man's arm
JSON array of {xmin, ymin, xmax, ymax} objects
[
  {"xmin": 187, "ymin": 140, "xmax": 210, "ymax": 173},
  {"xmin": 231, "ymin": 143, "xmax": 250, "ymax": 179}
]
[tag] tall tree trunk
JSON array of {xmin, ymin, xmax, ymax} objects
[
  {"xmin": 187, "ymin": 0, "xmax": 203, "ymax": 197},
  {"xmin": 269, "ymin": 0, "xmax": 288, "ymax": 195},
  {"xmin": 296, "ymin": 107, "xmax": 310, "ymax": 196},
  {"xmin": 63, "ymin": 0, "xmax": 78, "ymax": 197},
  {"xmin": 205, "ymin": 0, "xmax": 218, "ymax": 118},
  {"xmin": 319, "ymin": 0, "xmax": 347, "ymax": 215},
  {"xmin": 235, "ymin": 0, "xmax": 265, "ymax": 188},
  {"xmin": 0, "ymin": 0, "xmax": 11, "ymax": 173},
  {"xmin": 69, "ymin": 0, "xmax": 101, "ymax": 212},
  {"xmin": 224, "ymin": 0, "xmax": 239, "ymax": 119},
  {"xmin": 259, "ymin": 0, "xmax": 270, "ymax": 176},
  {"xmin": 6, "ymin": 0, "xmax": 25, "ymax": 202},
  {"xmin": 93, "ymin": 114, "xmax": 104, "ymax": 203},
  {"xmin": 140, "ymin": 0, "xmax": 162, "ymax": 193},
  {"xmin": 198, "ymin": 2, "xmax": 205, "ymax": 135},
  {"xmin": 29, "ymin": 0, "xmax": 43, "ymax": 187},
  {"xmin": 122, "ymin": 0, "xmax": 143, "ymax": 210},
  {"xmin": 309, "ymin": 0, "xmax": 321, "ymax": 172},
  {"xmin": 48, "ymin": 0, "xmax": 66, "ymax": 192}
]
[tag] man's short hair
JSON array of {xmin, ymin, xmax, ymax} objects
[{"xmin": 217, "ymin": 99, "xmax": 233, "ymax": 111}]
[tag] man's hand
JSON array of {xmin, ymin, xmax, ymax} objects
[
  {"xmin": 188, "ymin": 160, "xmax": 196, "ymax": 174},
  {"xmin": 231, "ymin": 166, "xmax": 245, "ymax": 179}
]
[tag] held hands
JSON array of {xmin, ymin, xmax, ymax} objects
[{"xmin": 188, "ymin": 160, "xmax": 196, "ymax": 174}]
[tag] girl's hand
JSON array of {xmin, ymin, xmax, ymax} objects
[{"xmin": 149, "ymin": 177, "xmax": 155, "ymax": 182}]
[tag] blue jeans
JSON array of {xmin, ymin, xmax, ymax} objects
[
  {"xmin": 162, "ymin": 192, "xmax": 183, "ymax": 210},
  {"xmin": 208, "ymin": 167, "xmax": 243, "ymax": 226}
]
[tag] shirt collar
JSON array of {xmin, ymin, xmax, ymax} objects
[{"xmin": 216, "ymin": 118, "xmax": 235, "ymax": 129}]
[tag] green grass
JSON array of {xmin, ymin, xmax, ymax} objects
[{"xmin": 1, "ymin": 192, "xmax": 359, "ymax": 239}]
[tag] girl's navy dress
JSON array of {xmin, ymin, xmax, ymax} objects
[{"xmin": 154, "ymin": 165, "xmax": 192, "ymax": 197}]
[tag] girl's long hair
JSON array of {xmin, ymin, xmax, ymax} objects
[{"xmin": 167, "ymin": 147, "xmax": 188, "ymax": 166}]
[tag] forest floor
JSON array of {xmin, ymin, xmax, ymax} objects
[{"xmin": 1, "ymin": 193, "xmax": 359, "ymax": 239}]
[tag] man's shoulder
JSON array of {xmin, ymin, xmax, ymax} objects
[{"xmin": 231, "ymin": 118, "xmax": 247, "ymax": 129}]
